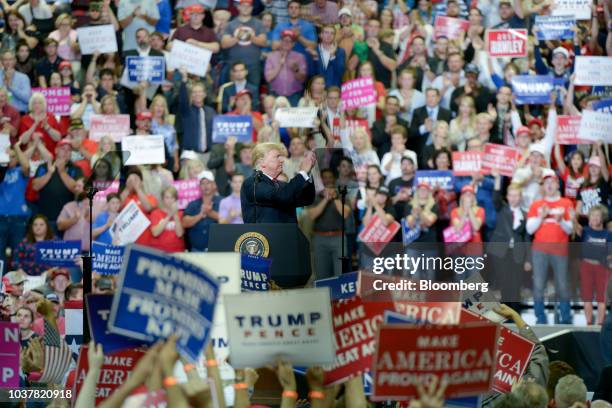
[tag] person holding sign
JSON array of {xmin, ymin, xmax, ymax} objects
[
  {"xmin": 168, "ymin": 4, "xmax": 219, "ymax": 54},
  {"xmin": 241, "ymin": 142, "xmax": 316, "ymax": 223},
  {"xmin": 182, "ymin": 170, "xmax": 220, "ymax": 251},
  {"xmin": 119, "ymin": 167, "xmax": 157, "ymax": 244},
  {"xmin": 449, "ymin": 184, "xmax": 485, "ymax": 277},
  {"xmin": 14, "ymin": 214, "xmax": 56, "ymax": 276}
]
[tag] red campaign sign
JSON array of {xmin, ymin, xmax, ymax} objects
[
  {"xmin": 73, "ymin": 346, "xmax": 146, "ymax": 406},
  {"xmin": 357, "ymin": 214, "xmax": 401, "ymax": 255},
  {"xmin": 481, "ymin": 143, "xmax": 521, "ymax": 177},
  {"xmin": 434, "ymin": 16, "xmax": 470, "ymax": 40},
  {"xmin": 324, "ymin": 298, "xmax": 396, "ymax": 386},
  {"xmin": 556, "ymin": 115, "xmax": 591, "ymax": 145},
  {"xmin": 487, "ymin": 29, "xmax": 528, "ymax": 57},
  {"xmin": 372, "ymin": 322, "xmax": 499, "ymax": 401},
  {"xmin": 393, "ymin": 301, "xmax": 462, "ymax": 324},
  {"xmin": 89, "ymin": 114, "xmax": 131, "ymax": 142},
  {"xmin": 452, "ymin": 151, "xmax": 483, "ymax": 176},
  {"xmin": 460, "ymin": 309, "xmax": 536, "ymax": 394}
]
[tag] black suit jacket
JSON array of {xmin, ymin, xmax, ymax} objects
[
  {"xmin": 241, "ymin": 173, "xmax": 315, "ymax": 223},
  {"xmin": 487, "ymin": 189, "xmax": 529, "ymax": 262},
  {"xmin": 371, "ymin": 117, "xmax": 409, "ymax": 158},
  {"xmin": 409, "ymin": 105, "xmax": 452, "ymax": 154}
]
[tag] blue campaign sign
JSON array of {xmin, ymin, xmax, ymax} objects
[
  {"xmin": 35, "ymin": 240, "xmax": 81, "ymax": 267},
  {"xmin": 86, "ymin": 294, "xmax": 148, "ymax": 354},
  {"xmin": 212, "ymin": 115, "xmax": 253, "ymax": 143},
  {"xmin": 592, "ymin": 86, "xmax": 612, "ymax": 97},
  {"xmin": 535, "ymin": 15, "xmax": 575, "ymax": 41},
  {"xmin": 401, "ymin": 219, "xmax": 421, "ymax": 245},
  {"xmin": 240, "ymin": 254, "xmax": 271, "ymax": 291},
  {"xmin": 511, "ymin": 75, "xmax": 554, "ymax": 105},
  {"xmin": 126, "ymin": 56, "xmax": 165, "ymax": 83},
  {"xmin": 108, "ymin": 245, "xmax": 220, "ymax": 362},
  {"xmin": 415, "ymin": 170, "xmax": 454, "ymax": 191},
  {"xmin": 92, "ymin": 242, "xmax": 124, "ymax": 275},
  {"xmin": 384, "ymin": 310, "xmax": 418, "ymax": 324},
  {"xmin": 593, "ymin": 98, "xmax": 612, "ymax": 114},
  {"xmin": 314, "ymin": 271, "xmax": 359, "ymax": 301}
]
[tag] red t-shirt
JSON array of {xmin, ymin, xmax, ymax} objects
[
  {"xmin": 148, "ymin": 209, "xmax": 186, "ymax": 253},
  {"xmin": 123, "ymin": 193, "xmax": 158, "ymax": 245},
  {"xmin": 527, "ymin": 197, "xmax": 573, "ymax": 255},
  {"xmin": 18, "ymin": 113, "xmax": 62, "ymax": 154}
]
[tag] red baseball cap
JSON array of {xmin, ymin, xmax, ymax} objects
[
  {"xmin": 136, "ymin": 111, "xmax": 153, "ymax": 121},
  {"xmin": 59, "ymin": 61, "xmax": 72, "ymax": 70},
  {"xmin": 516, "ymin": 126, "xmax": 530, "ymax": 136},
  {"xmin": 235, "ymin": 89, "xmax": 252, "ymax": 99},
  {"xmin": 416, "ymin": 182, "xmax": 431, "ymax": 190},
  {"xmin": 185, "ymin": 4, "xmax": 205, "ymax": 14},
  {"xmin": 281, "ymin": 29, "xmax": 298, "ymax": 41},
  {"xmin": 238, "ymin": 0, "xmax": 253, "ymax": 4},
  {"xmin": 528, "ymin": 118, "xmax": 543, "ymax": 128}
]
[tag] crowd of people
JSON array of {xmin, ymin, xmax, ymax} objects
[{"xmin": 0, "ymin": 0, "xmax": 609, "ymax": 406}]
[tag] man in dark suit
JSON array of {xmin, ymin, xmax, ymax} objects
[
  {"xmin": 241, "ymin": 143, "xmax": 316, "ymax": 223},
  {"xmin": 409, "ymin": 88, "xmax": 452, "ymax": 155},
  {"xmin": 218, "ymin": 61, "xmax": 259, "ymax": 113},
  {"xmin": 177, "ymin": 69, "xmax": 216, "ymax": 165},
  {"xmin": 487, "ymin": 172, "xmax": 530, "ymax": 314},
  {"xmin": 371, "ymin": 95, "xmax": 409, "ymax": 158}
]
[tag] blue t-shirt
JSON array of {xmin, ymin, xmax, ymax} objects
[
  {"xmin": 184, "ymin": 196, "xmax": 221, "ymax": 251},
  {"xmin": 93, "ymin": 212, "xmax": 113, "ymax": 245},
  {"xmin": 581, "ymin": 227, "xmax": 611, "ymax": 264},
  {"xmin": 271, "ymin": 20, "xmax": 316, "ymax": 57},
  {"xmin": 0, "ymin": 166, "xmax": 29, "ymax": 216}
]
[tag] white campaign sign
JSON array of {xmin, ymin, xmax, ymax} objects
[
  {"xmin": 167, "ymin": 40, "xmax": 212, "ymax": 77},
  {"xmin": 552, "ymin": 0, "xmax": 591, "ymax": 19},
  {"xmin": 574, "ymin": 57, "xmax": 612, "ymax": 86},
  {"xmin": 110, "ymin": 201, "xmax": 151, "ymax": 245},
  {"xmin": 121, "ymin": 135, "xmax": 165, "ymax": 165},
  {"xmin": 578, "ymin": 110, "xmax": 612, "ymax": 143},
  {"xmin": 224, "ymin": 287, "xmax": 335, "ymax": 367},
  {"xmin": 0, "ymin": 134, "xmax": 10, "ymax": 163},
  {"xmin": 77, "ymin": 25, "xmax": 118, "ymax": 55},
  {"xmin": 275, "ymin": 107, "xmax": 318, "ymax": 128}
]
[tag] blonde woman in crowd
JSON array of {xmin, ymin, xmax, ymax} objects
[{"xmin": 449, "ymin": 95, "xmax": 478, "ymax": 151}]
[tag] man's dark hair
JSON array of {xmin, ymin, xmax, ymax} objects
[
  {"xmin": 99, "ymin": 68, "xmax": 116, "ymax": 80},
  {"xmin": 232, "ymin": 61, "xmax": 247, "ymax": 70},
  {"xmin": 64, "ymin": 283, "xmax": 83, "ymax": 301}
]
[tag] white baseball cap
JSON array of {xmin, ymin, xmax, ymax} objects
[
  {"xmin": 552, "ymin": 47, "xmax": 569, "ymax": 59},
  {"xmin": 338, "ymin": 7, "xmax": 352, "ymax": 17},
  {"xmin": 180, "ymin": 150, "xmax": 199, "ymax": 161},
  {"xmin": 197, "ymin": 170, "xmax": 215, "ymax": 182}
]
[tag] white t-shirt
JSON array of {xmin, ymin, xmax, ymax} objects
[
  {"xmin": 117, "ymin": 0, "xmax": 160, "ymax": 52},
  {"xmin": 18, "ymin": 3, "xmax": 53, "ymax": 26}
]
